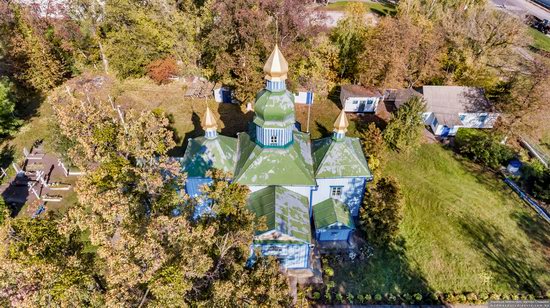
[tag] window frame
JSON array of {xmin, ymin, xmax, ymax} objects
[
  {"xmin": 330, "ymin": 186, "xmax": 343, "ymax": 199},
  {"xmin": 270, "ymin": 135, "xmax": 278, "ymax": 144}
]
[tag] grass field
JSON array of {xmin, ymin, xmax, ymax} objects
[
  {"xmin": 528, "ymin": 28, "xmax": 550, "ymax": 52},
  {"xmin": 330, "ymin": 144, "xmax": 550, "ymax": 295},
  {"xmin": 323, "ymin": 1, "xmax": 396, "ymax": 16}
]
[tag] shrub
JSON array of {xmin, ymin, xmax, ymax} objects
[
  {"xmin": 324, "ymin": 265, "xmax": 334, "ymax": 277},
  {"xmin": 466, "ymin": 292, "xmax": 478, "ymax": 302},
  {"xmin": 526, "ymin": 294, "xmax": 535, "ymax": 300},
  {"xmin": 456, "ymin": 293, "xmax": 467, "ymax": 303},
  {"xmin": 443, "ymin": 293, "xmax": 456, "ymax": 303},
  {"xmin": 357, "ymin": 294, "xmax": 364, "ymax": 303},
  {"xmin": 325, "ymin": 292, "xmax": 332, "ymax": 302},
  {"xmin": 454, "ymin": 128, "xmax": 514, "ymax": 169},
  {"xmin": 364, "ymin": 294, "xmax": 372, "ymax": 302},
  {"xmin": 511, "ymin": 294, "xmax": 520, "ymax": 300},
  {"xmin": 335, "ymin": 293, "xmax": 344, "ymax": 303},
  {"xmin": 479, "ymin": 292, "xmax": 489, "ymax": 301},
  {"xmin": 402, "ymin": 293, "xmax": 412, "ymax": 303},
  {"xmin": 312, "ymin": 292, "xmax": 321, "ymax": 300},
  {"xmin": 414, "ymin": 293, "xmax": 423, "ymax": 303},
  {"xmin": 147, "ymin": 57, "xmax": 178, "ymax": 85},
  {"xmin": 346, "ymin": 293, "xmax": 354, "ymax": 304},
  {"xmin": 501, "ymin": 293, "xmax": 510, "ymax": 300},
  {"xmin": 374, "ymin": 293, "xmax": 383, "ymax": 302},
  {"xmin": 386, "ymin": 293, "xmax": 397, "ymax": 303},
  {"xmin": 489, "ymin": 293, "xmax": 500, "ymax": 301}
]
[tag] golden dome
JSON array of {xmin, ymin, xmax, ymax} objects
[
  {"xmin": 333, "ymin": 109, "xmax": 349, "ymax": 134},
  {"xmin": 203, "ymin": 106, "xmax": 217, "ymax": 130},
  {"xmin": 263, "ymin": 44, "xmax": 288, "ymax": 81}
]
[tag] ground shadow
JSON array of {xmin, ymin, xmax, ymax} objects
[
  {"xmin": 459, "ymin": 217, "xmax": 547, "ymax": 295},
  {"xmin": 168, "ymin": 111, "xmax": 204, "ymax": 157},
  {"xmin": 219, "ymin": 103, "xmax": 253, "ymax": 137},
  {"xmin": 1, "ymin": 173, "xmax": 30, "ymax": 217},
  {"xmin": 511, "ymin": 211, "xmax": 550, "ymax": 263},
  {"xmin": 315, "ymin": 121, "xmax": 332, "ymax": 138},
  {"xmin": 329, "ymin": 237, "xmax": 433, "ymax": 297},
  {"xmin": 327, "ymin": 85, "xmax": 342, "ymax": 109}
]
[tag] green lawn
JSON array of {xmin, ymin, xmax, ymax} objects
[
  {"xmin": 330, "ymin": 144, "xmax": 550, "ymax": 295},
  {"xmin": 528, "ymin": 28, "xmax": 550, "ymax": 52},
  {"xmin": 323, "ymin": 1, "xmax": 396, "ymax": 16}
]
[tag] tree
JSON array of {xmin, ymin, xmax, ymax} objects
[
  {"xmin": 359, "ymin": 122, "xmax": 386, "ymax": 183},
  {"xmin": 0, "ymin": 197, "xmax": 6, "ymax": 226},
  {"xmin": 147, "ymin": 57, "xmax": 179, "ymax": 85},
  {"xmin": 383, "ymin": 96, "xmax": 426, "ymax": 152},
  {"xmin": 454, "ymin": 128, "xmax": 514, "ymax": 169},
  {"xmin": 359, "ymin": 177, "xmax": 404, "ymax": 246},
  {"xmin": 0, "ymin": 216, "xmax": 103, "ymax": 307},
  {"xmin": 331, "ymin": 2, "xmax": 368, "ymax": 81},
  {"xmin": 490, "ymin": 57, "xmax": 550, "ymax": 139},
  {"xmin": 201, "ymin": 0, "xmax": 323, "ymax": 101},
  {"xmin": 0, "ymin": 78, "xmax": 21, "ymax": 136},
  {"xmin": 358, "ymin": 15, "xmax": 443, "ymax": 88}
]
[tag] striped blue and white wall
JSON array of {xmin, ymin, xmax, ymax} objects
[
  {"xmin": 256, "ymin": 126, "xmax": 293, "ymax": 147},
  {"xmin": 253, "ymin": 243, "xmax": 310, "ymax": 269},
  {"xmin": 266, "ymin": 80, "xmax": 286, "ymax": 92},
  {"xmin": 311, "ymin": 177, "xmax": 367, "ymax": 216}
]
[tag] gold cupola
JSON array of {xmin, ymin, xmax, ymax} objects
[
  {"xmin": 203, "ymin": 106, "xmax": 218, "ymax": 139},
  {"xmin": 263, "ymin": 44, "xmax": 289, "ymax": 82},
  {"xmin": 333, "ymin": 109, "xmax": 349, "ymax": 140}
]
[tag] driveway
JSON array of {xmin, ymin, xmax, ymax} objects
[{"xmin": 491, "ymin": 0, "xmax": 550, "ymax": 20}]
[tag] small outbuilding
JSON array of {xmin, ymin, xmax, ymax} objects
[
  {"xmin": 340, "ymin": 84, "xmax": 383, "ymax": 113},
  {"xmin": 420, "ymin": 86, "xmax": 499, "ymax": 137},
  {"xmin": 313, "ymin": 198, "xmax": 355, "ymax": 242}
]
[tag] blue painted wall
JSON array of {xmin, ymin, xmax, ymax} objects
[
  {"xmin": 253, "ymin": 243, "xmax": 310, "ymax": 269},
  {"xmin": 317, "ymin": 228, "xmax": 352, "ymax": 241}
]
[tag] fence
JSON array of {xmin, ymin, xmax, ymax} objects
[{"xmin": 504, "ymin": 178, "xmax": 550, "ymax": 223}]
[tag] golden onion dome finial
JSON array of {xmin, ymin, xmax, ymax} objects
[
  {"xmin": 333, "ymin": 109, "xmax": 349, "ymax": 135},
  {"xmin": 263, "ymin": 44, "xmax": 288, "ymax": 82}
]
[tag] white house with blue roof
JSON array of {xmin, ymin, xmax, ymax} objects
[{"xmin": 180, "ymin": 44, "xmax": 372, "ymax": 277}]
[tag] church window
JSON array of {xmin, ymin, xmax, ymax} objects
[
  {"xmin": 330, "ymin": 186, "xmax": 343, "ymax": 198},
  {"xmin": 270, "ymin": 135, "xmax": 278, "ymax": 144}
]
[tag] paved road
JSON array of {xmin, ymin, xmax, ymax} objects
[{"xmin": 491, "ymin": 0, "xmax": 550, "ymax": 20}]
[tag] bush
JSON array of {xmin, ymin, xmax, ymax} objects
[
  {"xmin": 414, "ymin": 293, "xmax": 423, "ymax": 303},
  {"xmin": 466, "ymin": 292, "xmax": 478, "ymax": 302},
  {"xmin": 357, "ymin": 294, "xmax": 364, "ymax": 303},
  {"xmin": 364, "ymin": 294, "xmax": 372, "ymax": 302},
  {"xmin": 402, "ymin": 293, "xmax": 412, "ymax": 303},
  {"xmin": 386, "ymin": 293, "xmax": 397, "ymax": 303},
  {"xmin": 501, "ymin": 293, "xmax": 510, "ymax": 300},
  {"xmin": 456, "ymin": 293, "xmax": 467, "ymax": 303},
  {"xmin": 312, "ymin": 292, "xmax": 321, "ymax": 300},
  {"xmin": 147, "ymin": 57, "xmax": 178, "ymax": 85},
  {"xmin": 479, "ymin": 292, "xmax": 489, "ymax": 301},
  {"xmin": 335, "ymin": 293, "xmax": 344, "ymax": 303},
  {"xmin": 511, "ymin": 294, "xmax": 520, "ymax": 300},
  {"xmin": 489, "ymin": 293, "xmax": 500, "ymax": 301},
  {"xmin": 454, "ymin": 128, "xmax": 514, "ymax": 169},
  {"xmin": 347, "ymin": 293, "xmax": 354, "ymax": 304},
  {"xmin": 374, "ymin": 293, "xmax": 382, "ymax": 302},
  {"xmin": 323, "ymin": 265, "xmax": 334, "ymax": 277}
]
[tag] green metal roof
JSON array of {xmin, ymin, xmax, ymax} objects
[
  {"xmin": 311, "ymin": 136, "xmax": 372, "ymax": 179},
  {"xmin": 313, "ymin": 198, "xmax": 354, "ymax": 230},
  {"xmin": 234, "ymin": 131, "xmax": 316, "ymax": 186},
  {"xmin": 253, "ymin": 89, "xmax": 295, "ymax": 128},
  {"xmin": 181, "ymin": 135, "xmax": 238, "ymax": 177},
  {"xmin": 247, "ymin": 186, "xmax": 311, "ymax": 243}
]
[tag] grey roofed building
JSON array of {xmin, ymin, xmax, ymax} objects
[
  {"xmin": 420, "ymin": 86, "xmax": 492, "ymax": 114},
  {"xmin": 384, "ymin": 88, "xmax": 423, "ymax": 110}
]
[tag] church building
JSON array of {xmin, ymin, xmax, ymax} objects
[{"xmin": 180, "ymin": 45, "xmax": 372, "ymax": 275}]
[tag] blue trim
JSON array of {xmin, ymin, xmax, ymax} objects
[
  {"xmin": 329, "ymin": 185, "xmax": 344, "ymax": 199},
  {"xmin": 309, "ymin": 186, "xmax": 319, "ymax": 218},
  {"xmin": 265, "ymin": 80, "xmax": 286, "ymax": 92}
]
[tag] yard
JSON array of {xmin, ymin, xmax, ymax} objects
[
  {"xmin": 329, "ymin": 144, "xmax": 550, "ymax": 295},
  {"xmin": 528, "ymin": 28, "xmax": 550, "ymax": 52},
  {"xmin": 322, "ymin": 1, "xmax": 396, "ymax": 16}
]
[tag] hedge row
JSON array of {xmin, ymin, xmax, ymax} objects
[{"xmin": 309, "ymin": 290, "xmax": 549, "ymax": 305}]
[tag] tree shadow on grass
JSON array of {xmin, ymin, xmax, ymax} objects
[
  {"xmin": 330, "ymin": 237, "xmax": 433, "ymax": 296},
  {"xmin": 511, "ymin": 212, "xmax": 550, "ymax": 263},
  {"xmin": 459, "ymin": 217, "xmax": 547, "ymax": 295},
  {"xmin": 315, "ymin": 121, "xmax": 332, "ymax": 138}
]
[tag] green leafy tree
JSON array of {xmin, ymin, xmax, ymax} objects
[
  {"xmin": 0, "ymin": 78, "xmax": 21, "ymax": 136},
  {"xmin": 0, "ymin": 197, "xmax": 7, "ymax": 226},
  {"xmin": 0, "ymin": 216, "xmax": 103, "ymax": 307},
  {"xmin": 331, "ymin": 2, "xmax": 367, "ymax": 81},
  {"xmin": 383, "ymin": 96, "xmax": 426, "ymax": 152},
  {"xmin": 454, "ymin": 128, "xmax": 514, "ymax": 169},
  {"xmin": 359, "ymin": 177, "xmax": 404, "ymax": 246},
  {"xmin": 360, "ymin": 123, "xmax": 386, "ymax": 183}
]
